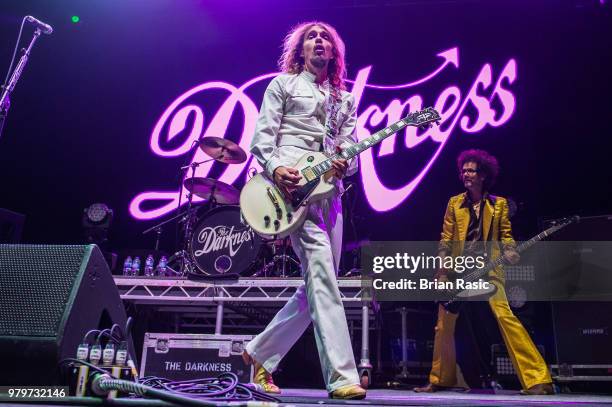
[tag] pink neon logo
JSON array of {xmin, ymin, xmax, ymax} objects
[{"xmin": 129, "ymin": 47, "xmax": 517, "ymax": 220}]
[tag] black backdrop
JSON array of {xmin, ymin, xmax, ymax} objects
[{"xmin": 1, "ymin": 0, "xmax": 611, "ymax": 253}]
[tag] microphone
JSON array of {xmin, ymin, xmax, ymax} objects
[{"xmin": 25, "ymin": 16, "xmax": 53, "ymax": 35}]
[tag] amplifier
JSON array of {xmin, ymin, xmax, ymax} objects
[
  {"xmin": 140, "ymin": 333, "xmax": 253, "ymax": 383},
  {"xmin": 551, "ymin": 302, "xmax": 612, "ymax": 364}
]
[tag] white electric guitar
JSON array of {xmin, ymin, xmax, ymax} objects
[{"xmin": 240, "ymin": 107, "xmax": 441, "ymax": 239}]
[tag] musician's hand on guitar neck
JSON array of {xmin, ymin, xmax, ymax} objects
[
  {"xmin": 331, "ymin": 147, "xmax": 348, "ymax": 179},
  {"xmin": 273, "ymin": 166, "xmax": 302, "ymax": 196},
  {"xmin": 503, "ymin": 249, "xmax": 520, "ymax": 265},
  {"xmin": 331, "ymin": 158, "xmax": 348, "ymax": 179},
  {"xmin": 434, "ymin": 266, "xmax": 451, "ymax": 281}
]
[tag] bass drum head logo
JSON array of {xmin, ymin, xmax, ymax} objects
[{"xmin": 190, "ymin": 206, "xmax": 262, "ymax": 275}]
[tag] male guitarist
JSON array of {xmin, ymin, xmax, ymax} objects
[
  {"xmin": 414, "ymin": 149, "xmax": 553, "ymax": 395},
  {"xmin": 243, "ymin": 21, "xmax": 366, "ymax": 399}
]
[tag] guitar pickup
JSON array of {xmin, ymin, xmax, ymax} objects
[
  {"xmin": 302, "ymin": 167, "xmax": 316, "ymax": 182},
  {"xmin": 266, "ymin": 187, "xmax": 283, "ymax": 220}
]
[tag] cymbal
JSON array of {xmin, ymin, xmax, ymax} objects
[
  {"xmin": 183, "ymin": 177, "xmax": 240, "ymax": 204},
  {"xmin": 198, "ymin": 137, "xmax": 247, "ymax": 164}
]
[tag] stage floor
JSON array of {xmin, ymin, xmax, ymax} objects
[
  {"xmin": 2, "ymin": 388, "xmax": 612, "ymax": 407},
  {"xmin": 278, "ymin": 388, "xmax": 612, "ymax": 406}
]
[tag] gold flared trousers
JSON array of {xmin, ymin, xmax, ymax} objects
[{"xmin": 429, "ymin": 282, "xmax": 552, "ymax": 389}]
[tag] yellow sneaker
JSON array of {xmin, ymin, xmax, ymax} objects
[
  {"xmin": 253, "ymin": 364, "xmax": 281, "ymax": 394},
  {"xmin": 329, "ymin": 384, "xmax": 367, "ymax": 400},
  {"xmin": 242, "ymin": 350, "xmax": 281, "ymax": 394}
]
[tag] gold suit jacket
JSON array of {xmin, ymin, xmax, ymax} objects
[{"xmin": 438, "ymin": 192, "xmax": 516, "ymax": 280}]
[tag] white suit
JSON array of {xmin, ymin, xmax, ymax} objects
[{"xmin": 246, "ymin": 71, "xmax": 360, "ymax": 392}]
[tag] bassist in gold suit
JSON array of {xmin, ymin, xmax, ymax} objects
[{"xmin": 414, "ymin": 149, "xmax": 553, "ymax": 395}]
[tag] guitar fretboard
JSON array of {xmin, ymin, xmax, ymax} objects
[
  {"xmin": 465, "ymin": 222, "xmax": 570, "ymax": 283},
  {"xmin": 308, "ymin": 118, "xmax": 410, "ymax": 178}
]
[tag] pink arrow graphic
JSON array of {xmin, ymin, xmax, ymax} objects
[{"xmin": 346, "ymin": 47, "xmax": 459, "ymax": 90}]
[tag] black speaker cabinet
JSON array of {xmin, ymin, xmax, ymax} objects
[
  {"xmin": 544, "ymin": 215, "xmax": 612, "ymax": 365},
  {"xmin": 0, "ymin": 244, "xmax": 129, "ymax": 385},
  {"xmin": 551, "ymin": 302, "xmax": 612, "ymax": 364}
]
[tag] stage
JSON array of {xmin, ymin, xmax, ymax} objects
[
  {"xmin": 2, "ymin": 389, "xmax": 612, "ymax": 407},
  {"xmin": 2, "ymin": 0, "xmax": 612, "ymax": 404},
  {"xmin": 280, "ymin": 388, "xmax": 612, "ymax": 406}
]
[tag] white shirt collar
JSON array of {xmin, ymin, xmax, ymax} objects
[{"xmin": 299, "ymin": 70, "xmax": 330, "ymax": 88}]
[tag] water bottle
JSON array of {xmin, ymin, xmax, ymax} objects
[
  {"xmin": 156, "ymin": 256, "xmax": 168, "ymax": 277},
  {"xmin": 144, "ymin": 254, "xmax": 154, "ymax": 277},
  {"xmin": 131, "ymin": 256, "xmax": 141, "ymax": 276},
  {"xmin": 122, "ymin": 256, "xmax": 133, "ymax": 276}
]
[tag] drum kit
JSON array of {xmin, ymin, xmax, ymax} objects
[{"xmin": 143, "ymin": 137, "xmax": 300, "ymax": 278}]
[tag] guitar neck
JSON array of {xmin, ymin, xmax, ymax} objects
[
  {"xmin": 343, "ymin": 119, "xmax": 410, "ymax": 159},
  {"xmin": 308, "ymin": 118, "xmax": 409, "ymax": 178},
  {"xmin": 488, "ymin": 224, "xmax": 566, "ymax": 270}
]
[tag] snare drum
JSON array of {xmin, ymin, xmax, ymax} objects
[{"xmin": 190, "ymin": 206, "xmax": 263, "ymax": 276}]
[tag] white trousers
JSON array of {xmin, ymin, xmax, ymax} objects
[{"xmin": 245, "ymin": 147, "xmax": 359, "ymax": 392}]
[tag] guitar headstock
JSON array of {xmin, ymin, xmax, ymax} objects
[
  {"xmin": 546, "ymin": 215, "xmax": 580, "ymax": 233},
  {"xmin": 403, "ymin": 107, "xmax": 441, "ymax": 129},
  {"xmin": 556, "ymin": 215, "xmax": 579, "ymax": 226}
]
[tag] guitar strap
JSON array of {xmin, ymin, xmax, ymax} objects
[{"xmin": 322, "ymin": 83, "xmax": 342, "ymax": 155}]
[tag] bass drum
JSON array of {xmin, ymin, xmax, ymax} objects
[{"xmin": 190, "ymin": 205, "xmax": 263, "ymax": 276}]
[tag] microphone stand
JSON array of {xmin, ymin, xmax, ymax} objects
[
  {"xmin": 142, "ymin": 209, "xmax": 191, "ymax": 250},
  {"xmin": 0, "ymin": 27, "xmax": 43, "ymax": 140}
]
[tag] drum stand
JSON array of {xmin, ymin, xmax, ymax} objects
[
  {"xmin": 175, "ymin": 158, "xmax": 220, "ymax": 275},
  {"xmin": 142, "ymin": 209, "xmax": 191, "ymax": 250},
  {"xmin": 140, "ymin": 136, "xmax": 246, "ymax": 277},
  {"xmin": 142, "ymin": 208, "xmax": 193, "ymax": 276},
  {"xmin": 260, "ymin": 237, "xmax": 300, "ymax": 277},
  {"xmin": 141, "ymin": 157, "xmax": 217, "ymax": 276}
]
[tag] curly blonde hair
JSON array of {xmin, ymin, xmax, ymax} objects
[{"xmin": 278, "ymin": 21, "xmax": 347, "ymax": 90}]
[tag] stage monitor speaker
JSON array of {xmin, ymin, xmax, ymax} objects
[
  {"xmin": 0, "ymin": 244, "xmax": 130, "ymax": 385},
  {"xmin": 551, "ymin": 302, "xmax": 612, "ymax": 364},
  {"xmin": 543, "ymin": 215, "xmax": 612, "ymax": 365}
]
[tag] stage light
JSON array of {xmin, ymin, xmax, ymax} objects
[
  {"xmin": 507, "ymin": 285, "xmax": 527, "ymax": 309},
  {"xmin": 86, "ymin": 203, "xmax": 111, "ymax": 224},
  {"xmin": 82, "ymin": 203, "xmax": 113, "ymax": 245},
  {"xmin": 81, "ymin": 203, "xmax": 118, "ymax": 272},
  {"xmin": 71, "ymin": 15, "xmax": 80, "ymax": 23}
]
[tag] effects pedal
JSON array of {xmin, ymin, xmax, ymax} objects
[{"xmin": 67, "ymin": 365, "xmax": 133, "ymax": 398}]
